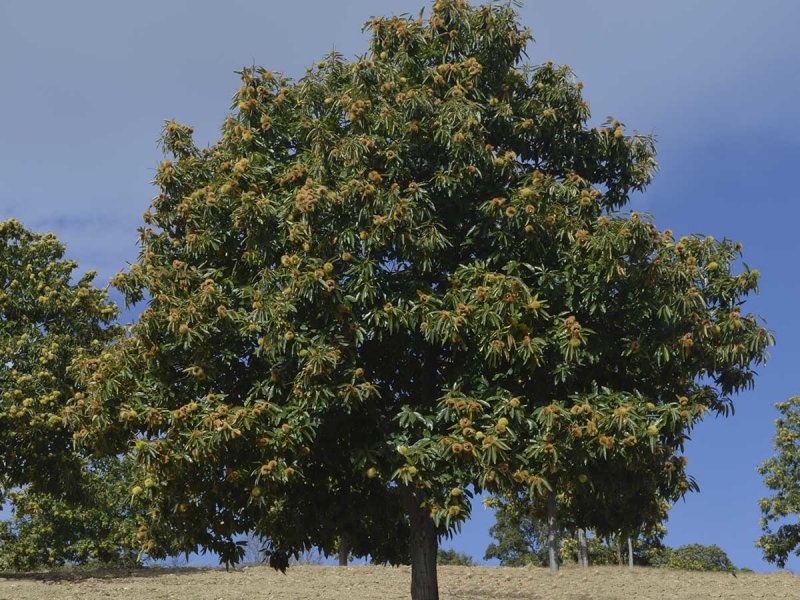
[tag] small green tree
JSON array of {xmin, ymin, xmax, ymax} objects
[
  {"xmin": 0, "ymin": 219, "xmax": 119, "ymax": 500},
  {"xmin": 484, "ymin": 497, "xmax": 545, "ymax": 566},
  {"xmin": 757, "ymin": 396, "xmax": 800, "ymax": 568},
  {"xmin": 71, "ymin": 1, "xmax": 770, "ymax": 598},
  {"xmin": 0, "ymin": 458, "xmax": 141, "ymax": 571},
  {"xmin": 646, "ymin": 543, "xmax": 735, "ymax": 572}
]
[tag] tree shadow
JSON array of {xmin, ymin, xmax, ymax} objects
[{"xmin": 0, "ymin": 566, "xmax": 218, "ymax": 582}]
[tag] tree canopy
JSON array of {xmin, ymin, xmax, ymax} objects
[
  {"xmin": 0, "ymin": 458, "xmax": 141, "ymax": 571},
  {"xmin": 68, "ymin": 1, "xmax": 771, "ymax": 597},
  {"xmin": 0, "ymin": 218, "xmax": 119, "ymax": 500},
  {"xmin": 757, "ymin": 396, "xmax": 800, "ymax": 568}
]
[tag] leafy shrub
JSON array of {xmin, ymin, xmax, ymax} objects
[
  {"xmin": 437, "ymin": 549, "xmax": 474, "ymax": 566},
  {"xmin": 645, "ymin": 543, "xmax": 735, "ymax": 572}
]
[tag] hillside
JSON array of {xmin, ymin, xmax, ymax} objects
[{"xmin": 0, "ymin": 565, "xmax": 795, "ymax": 599}]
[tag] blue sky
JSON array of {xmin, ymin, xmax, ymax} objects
[{"xmin": 1, "ymin": 0, "xmax": 798, "ymax": 572}]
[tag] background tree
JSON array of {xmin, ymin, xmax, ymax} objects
[
  {"xmin": 71, "ymin": 1, "xmax": 770, "ymax": 598},
  {"xmin": 0, "ymin": 458, "xmax": 141, "ymax": 572},
  {"xmin": 484, "ymin": 495, "xmax": 665, "ymax": 567},
  {"xmin": 484, "ymin": 496, "xmax": 545, "ymax": 567},
  {"xmin": 558, "ymin": 444, "xmax": 675, "ymax": 568},
  {"xmin": 0, "ymin": 218, "xmax": 119, "ymax": 500},
  {"xmin": 757, "ymin": 396, "xmax": 800, "ymax": 568},
  {"xmin": 436, "ymin": 548, "xmax": 474, "ymax": 566},
  {"xmin": 646, "ymin": 543, "xmax": 736, "ymax": 573}
]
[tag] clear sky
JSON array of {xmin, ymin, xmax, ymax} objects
[{"xmin": 1, "ymin": 0, "xmax": 798, "ymax": 572}]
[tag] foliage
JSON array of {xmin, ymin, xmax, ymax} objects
[
  {"xmin": 437, "ymin": 548, "xmax": 474, "ymax": 566},
  {"xmin": 0, "ymin": 219, "xmax": 120, "ymax": 501},
  {"xmin": 560, "ymin": 535, "xmax": 623, "ymax": 566},
  {"xmin": 756, "ymin": 396, "xmax": 800, "ymax": 568},
  {"xmin": 484, "ymin": 497, "xmax": 663, "ymax": 566},
  {"xmin": 645, "ymin": 543, "xmax": 735, "ymax": 572},
  {"xmin": 484, "ymin": 497, "xmax": 544, "ymax": 566},
  {"xmin": 0, "ymin": 458, "xmax": 141, "ymax": 572},
  {"xmin": 69, "ymin": 0, "xmax": 770, "ymax": 586}
]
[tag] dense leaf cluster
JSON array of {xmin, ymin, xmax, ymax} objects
[
  {"xmin": 0, "ymin": 219, "xmax": 119, "ymax": 500},
  {"xmin": 757, "ymin": 396, "xmax": 800, "ymax": 567},
  {"xmin": 0, "ymin": 459, "xmax": 141, "ymax": 571}
]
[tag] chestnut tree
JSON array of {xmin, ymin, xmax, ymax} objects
[
  {"xmin": 757, "ymin": 396, "xmax": 800, "ymax": 568},
  {"xmin": 71, "ymin": 2, "xmax": 770, "ymax": 598},
  {"xmin": 0, "ymin": 458, "xmax": 141, "ymax": 571}
]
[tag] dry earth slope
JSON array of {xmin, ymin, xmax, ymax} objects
[{"xmin": 0, "ymin": 565, "xmax": 796, "ymax": 600}]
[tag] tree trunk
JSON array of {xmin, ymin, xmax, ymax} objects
[
  {"xmin": 338, "ymin": 533, "xmax": 350, "ymax": 566},
  {"xmin": 627, "ymin": 537, "xmax": 634, "ymax": 568},
  {"xmin": 577, "ymin": 528, "xmax": 588, "ymax": 568},
  {"xmin": 546, "ymin": 490, "xmax": 559, "ymax": 573},
  {"xmin": 402, "ymin": 486, "xmax": 439, "ymax": 600},
  {"xmin": 616, "ymin": 535, "xmax": 623, "ymax": 566}
]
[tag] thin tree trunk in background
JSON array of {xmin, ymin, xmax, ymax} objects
[
  {"xmin": 577, "ymin": 528, "xmax": 588, "ymax": 568},
  {"xmin": 546, "ymin": 490, "xmax": 559, "ymax": 573},
  {"xmin": 402, "ymin": 486, "xmax": 439, "ymax": 600},
  {"xmin": 616, "ymin": 535, "xmax": 623, "ymax": 566},
  {"xmin": 338, "ymin": 533, "xmax": 350, "ymax": 566},
  {"xmin": 627, "ymin": 537, "xmax": 634, "ymax": 568}
]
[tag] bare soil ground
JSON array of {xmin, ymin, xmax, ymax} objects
[{"xmin": 0, "ymin": 565, "xmax": 796, "ymax": 600}]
